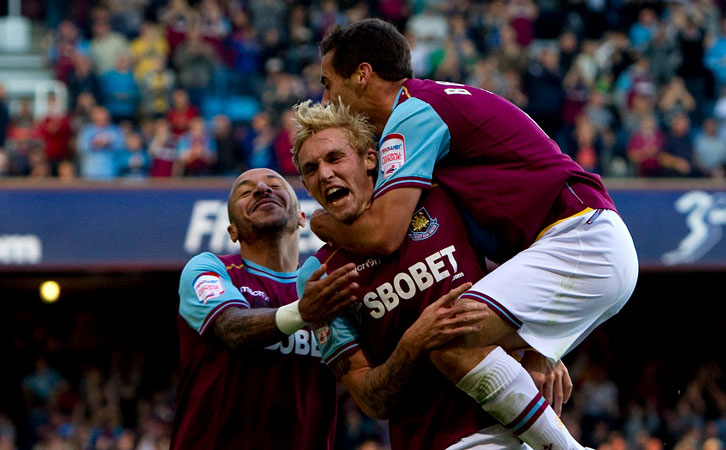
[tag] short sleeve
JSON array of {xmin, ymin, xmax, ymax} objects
[
  {"xmin": 179, "ymin": 252, "xmax": 249, "ymax": 335},
  {"xmin": 374, "ymin": 97, "xmax": 450, "ymax": 199},
  {"xmin": 296, "ymin": 255, "xmax": 323, "ymax": 298},
  {"xmin": 314, "ymin": 314, "xmax": 361, "ymax": 367}
]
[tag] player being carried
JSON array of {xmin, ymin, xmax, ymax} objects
[{"xmin": 293, "ymin": 101, "xmax": 587, "ymax": 450}]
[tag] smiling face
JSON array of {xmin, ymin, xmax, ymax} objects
[
  {"xmin": 227, "ymin": 168, "xmax": 304, "ymax": 243},
  {"xmin": 298, "ymin": 127, "xmax": 377, "ymax": 223}
]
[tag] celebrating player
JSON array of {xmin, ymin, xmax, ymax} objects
[
  {"xmin": 293, "ymin": 100, "xmax": 583, "ymax": 450},
  {"xmin": 171, "ymin": 168, "xmax": 361, "ymax": 449},
  {"xmin": 304, "ymin": 18, "xmax": 639, "ymax": 450}
]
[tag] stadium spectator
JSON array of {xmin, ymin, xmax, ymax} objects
[
  {"xmin": 628, "ymin": 8, "xmax": 658, "ymax": 54},
  {"xmin": 70, "ymin": 91, "xmax": 98, "ymax": 135},
  {"xmin": 148, "ymin": 117, "xmax": 180, "ymax": 177},
  {"xmin": 675, "ymin": 12, "xmax": 711, "ymax": 123},
  {"xmin": 196, "ymin": 0, "xmax": 231, "ymax": 60},
  {"xmin": 172, "ymin": 24, "xmax": 218, "ymax": 107},
  {"xmin": 259, "ymin": 58, "xmax": 307, "ymax": 117},
  {"xmin": 36, "ymin": 92, "xmax": 73, "ymax": 176},
  {"xmin": 616, "ymin": 57, "xmax": 657, "ymax": 135},
  {"xmin": 99, "ymin": 55, "xmax": 141, "ymax": 123},
  {"xmin": 645, "ymin": 23, "xmax": 678, "ymax": 88},
  {"xmin": 0, "ymin": 84, "xmax": 9, "ymax": 149},
  {"xmin": 705, "ymin": 18, "xmax": 726, "ymax": 94},
  {"xmin": 158, "ymin": 0, "xmax": 199, "ymax": 53},
  {"xmin": 492, "ymin": 24, "xmax": 528, "ymax": 76},
  {"xmin": 241, "ymin": 111, "xmax": 276, "ymax": 169},
  {"xmin": 657, "ymin": 77, "xmax": 696, "ymax": 127},
  {"xmin": 660, "ymin": 112, "xmax": 700, "ymax": 177},
  {"xmin": 117, "ymin": 131, "xmax": 150, "ymax": 178},
  {"xmin": 139, "ymin": 55, "xmax": 176, "ymax": 119},
  {"xmin": 523, "ymin": 46, "xmax": 565, "ymax": 138},
  {"xmin": 211, "ymin": 114, "xmax": 244, "ymax": 176},
  {"xmin": 285, "ymin": 5, "xmax": 318, "ymax": 75},
  {"xmin": 129, "ymin": 22, "xmax": 170, "ymax": 82},
  {"xmin": 568, "ymin": 115, "xmax": 605, "ymax": 175},
  {"xmin": 583, "ymin": 89, "xmax": 617, "ymax": 149},
  {"xmin": 5, "ymin": 99, "xmax": 42, "ymax": 177},
  {"xmin": 66, "ymin": 54, "xmax": 102, "ymax": 110},
  {"xmin": 89, "ymin": 18, "xmax": 130, "ymax": 76},
  {"xmin": 166, "ymin": 88, "xmax": 198, "ymax": 136},
  {"xmin": 226, "ymin": 9, "xmax": 263, "ymax": 95},
  {"xmin": 177, "ymin": 117, "xmax": 216, "ymax": 176},
  {"xmin": 627, "ymin": 115, "xmax": 665, "ymax": 177},
  {"xmin": 47, "ymin": 20, "xmax": 89, "ymax": 84},
  {"xmin": 694, "ymin": 117, "xmax": 726, "ymax": 178},
  {"xmin": 77, "ymin": 106, "xmax": 124, "ymax": 179},
  {"xmin": 171, "ymin": 167, "xmax": 360, "ymax": 449},
  {"xmin": 272, "ymin": 109, "xmax": 298, "ymax": 176}
]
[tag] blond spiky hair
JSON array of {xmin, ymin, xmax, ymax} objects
[{"xmin": 291, "ymin": 100, "xmax": 377, "ymax": 172}]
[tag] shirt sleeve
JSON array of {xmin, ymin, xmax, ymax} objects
[
  {"xmin": 178, "ymin": 252, "xmax": 249, "ymax": 336},
  {"xmin": 374, "ymin": 97, "xmax": 451, "ymax": 199},
  {"xmin": 299, "ymin": 254, "xmax": 361, "ymax": 367},
  {"xmin": 296, "ymin": 255, "xmax": 323, "ymax": 298},
  {"xmin": 314, "ymin": 314, "xmax": 361, "ymax": 367}
]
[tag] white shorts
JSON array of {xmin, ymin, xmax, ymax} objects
[
  {"xmin": 464, "ymin": 208, "xmax": 639, "ymax": 362},
  {"xmin": 446, "ymin": 424, "xmax": 532, "ymax": 450}
]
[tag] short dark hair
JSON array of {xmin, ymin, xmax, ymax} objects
[{"xmin": 320, "ymin": 18, "xmax": 413, "ymax": 81}]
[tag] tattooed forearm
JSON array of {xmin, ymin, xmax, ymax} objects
[
  {"xmin": 331, "ymin": 357, "xmax": 352, "ymax": 380},
  {"xmin": 213, "ymin": 307, "xmax": 285, "ymax": 349},
  {"xmin": 354, "ymin": 346, "xmax": 421, "ymax": 420}
]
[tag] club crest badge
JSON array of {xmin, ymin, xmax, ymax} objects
[
  {"xmin": 380, "ymin": 133, "xmax": 406, "ymax": 179},
  {"xmin": 408, "ymin": 208, "xmax": 439, "ymax": 241}
]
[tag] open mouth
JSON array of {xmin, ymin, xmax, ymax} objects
[{"xmin": 325, "ymin": 186, "xmax": 350, "ymax": 205}]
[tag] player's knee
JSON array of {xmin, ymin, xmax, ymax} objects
[{"xmin": 429, "ymin": 344, "xmax": 499, "ymax": 384}]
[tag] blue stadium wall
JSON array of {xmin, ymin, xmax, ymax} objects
[{"xmin": 1, "ymin": 179, "xmax": 725, "ymax": 272}]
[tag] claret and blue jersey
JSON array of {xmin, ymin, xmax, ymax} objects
[
  {"xmin": 297, "ymin": 186, "xmax": 497, "ymax": 450},
  {"xmin": 172, "ymin": 252, "xmax": 337, "ymax": 450},
  {"xmin": 375, "ymin": 79, "xmax": 616, "ymax": 263}
]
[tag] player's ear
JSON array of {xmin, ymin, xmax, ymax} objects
[
  {"xmin": 227, "ymin": 224, "xmax": 239, "ymax": 243},
  {"xmin": 298, "ymin": 210, "xmax": 306, "ymax": 228},
  {"xmin": 364, "ymin": 148, "xmax": 378, "ymax": 171},
  {"xmin": 357, "ymin": 63, "xmax": 373, "ymax": 88}
]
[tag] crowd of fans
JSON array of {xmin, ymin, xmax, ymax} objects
[
  {"xmin": 1, "ymin": 0, "xmax": 726, "ymax": 179},
  {"xmin": 2, "ymin": 285, "xmax": 726, "ymax": 450}
]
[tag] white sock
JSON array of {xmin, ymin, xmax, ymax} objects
[{"xmin": 456, "ymin": 347, "xmax": 584, "ymax": 450}]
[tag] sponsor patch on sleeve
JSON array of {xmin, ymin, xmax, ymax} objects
[
  {"xmin": 380, "ymin": 133, "xmax": 406, "ymax": 179},
  {"xmin": 314, "ymin": 324, "xmax": 331, "ymax": 345},
  {"xmin": 193, "ymin": 272, "xmax": 226, "ymax": 304}
]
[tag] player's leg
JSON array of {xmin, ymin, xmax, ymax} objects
[
  {"xmin": 435, "ymin": 209, "xmax": 637, "ymax": 450},
  {"xmin": 429, "ymin": 308, "xmax": 584, "ymax": 450},
  {"xmin": 445, "ymin": 424, "xmax": 532, "ymax": 450}
]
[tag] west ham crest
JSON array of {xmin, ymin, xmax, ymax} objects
[{"xmin": 408, "ymin": 208, "xmax": 439, "ymax": 241}]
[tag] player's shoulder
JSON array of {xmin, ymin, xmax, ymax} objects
[{"xmin": 183, "ymin": 252, "xmax": 225, "ymax": 272}]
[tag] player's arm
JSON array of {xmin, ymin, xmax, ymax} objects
[
  {"xmin": 310, "ymin": 187, "xmax": 422, "ymax": 255},
  {"xmin": 330, "ymin": 283, "xmax": 487, "ymax": 419},
  {"xmin": 311, "ymin": 99, "xmax": 449, "ymax": 255},
  {"xmin": 214, "ymin": 263, "xmax": 361, "ymax": 350}
]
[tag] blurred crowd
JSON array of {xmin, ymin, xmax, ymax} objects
[
  {"xmin": 0, "ymin": 0, "xmax": 726, "ymax": 179},
  {"xmin": 2, "ymin": 304, "xmax": 726, "ymax": 450}
]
